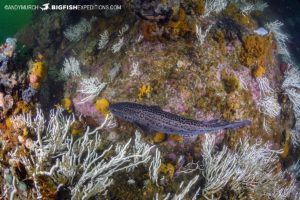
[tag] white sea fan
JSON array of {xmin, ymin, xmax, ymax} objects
[
  {"xmin": 202, "ymin": 134, "xmax": 237, "ymax": 199},
  {"xmin": 149, "ymin": 148, "xmax": 161, "ymax": 185},
  {"xmin": 64, "ymin": 18, "xmax": 92, "ymax": 42},
  {"xmin": 282, "ymin": 65, "xmax": 300, "ymax": 114},
  {"xmin": 254, "ymin": 1, "xmax": 268, "ymax": 11},
  {"xmin": 204, "ymin": 0, "xmax": 228, "ymax": 17},
  {"xmin": 111, "ymin": 37, "xmax": 124, "ymax": 53},
  {"xmin": 195, "ymin": 24, "xmax": 212, "ymax": 46},
  {"xmin": 257, "ymin": 95, "xmax": 281, "ymax": 118},
  {"xmin": 109, "ymin": 63, "xmax": 121, "ymax": 82},
  {"xmin": 241, "ymin": 3, "xmax": 254, "ymax": 15},
  {"xmin": 61, "ymin": 57, "xmax": 81, "ymax": 77},
  {"xmin": 98, "ymin": 30, "xmax": 109, "ymax": 50},
  {"xmin": 77, "ymin": 77, "xmax": 107, "ymax": 104},
  {"xmin": 201, "ymin": 135, "xmax": 295, "ymax": 199},
  {"xmin": 14, "ymin": 109, "xmax": 157, "ymax": 200},
  {"xmin": 130, "ymin": 62, "xmax": 141, "ymax": 77},
  {"xmin": 118, "ymin": 24, "xmax": 129, "ymax": 37},
  {"xmin": 266, "ymin": 20, "xmax": 290, "ymax": 61},
  {"xmin": 257, "ymin": 77, "xmax": 274, "ymax": 96}
]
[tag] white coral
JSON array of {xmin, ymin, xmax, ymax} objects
[
  {"xmin": 64, "ymin": 18, "xmax": 92, "ymax": 42},
  {"xmin": 202, "ymin": 134, "xmax": 237, "ymax": 199},
  {"xmin": 257, "ymin": 95, "xmax": 281, "ymax": 118},
  {"xmin": 201, "ymin": 134, "xmax": 295, "ymax": 199},
  {"xmin": 77, "ymin": 77, "xmax": 107, "ymax": 104},
  {"xmin": 282, "ymin": 65, "xmax": 300, "ymax": 115},
  {"xmin": 130, "ymin": 61, "xmax": 141, "ymax": 77},
  {"xmin": 257, "ymin": 77, "xmax": 274, "ymax": 96},
  {"xmin": 291, "ymin": 120, "xmax": 300, "ymax": 147},
  {"xmin": 111, "ymin": 37, "xmax": 124, "ymax": 53},
  {"xmin": 204, "ymin": 0, "xmax": 228, "ymax": 17},
  {"xmin": 98, "ymin": 30, "xmax": 109, "ymax": 50},
  {"xmin": 149, "ymin": 148, "xmax": 161, "ymax": 185},
  {"xmin": 240, "ymin": 3, "xmax": 254, "ymax": 15},
  {"xmin": 118, "ymin": 24, "xmax": 129, "ymax": 37},
  {"xmin": 16, "ymin": 110, "xmax": 157, "ymax": 200},
  {"xmin": 61, "ymin": 57, "xmax": 81, "ymax": 77},
  {"xmin": 195, "ymin": 24, "xmax": 212, "ymax": 46},
  {"xmin": 173, "ymin": 175, "xmax": 200, "ymax": 200},
  {"xmin": 266, "ymin": 20, "xmax": 290, "ymax": 61}
]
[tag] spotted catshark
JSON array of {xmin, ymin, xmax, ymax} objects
[{"xmin": 109, "ymin": 102, "xmax": 251, "ymax": 135}]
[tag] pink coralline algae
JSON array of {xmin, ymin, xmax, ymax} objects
[
  {"xmin": 73, "ymin": 93, "xmax": 105, "ymax": 123},
  {"xmin": 164, "ymin": 84, "xmax": 189, "ymax": 114}
]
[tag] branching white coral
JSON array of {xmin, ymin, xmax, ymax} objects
[
  {"xmin": 16, "ymin": 110, "xmax": 157, "ymax": 200},
  {"xmin": 257, "ymin": 95, "xmax": 281, "ymax": 118},
  {"xmin": 109, "ymin": 62, "xmax": 121, "ymax": 81},
  {"xmin": 195, "ymin": 24, "xmax": 212, "ymax": 46},
  {"xmin": 149, "ymin": 148, "xmax": 161, "ymax": 185},
  {"xmin": 130, "ymin": 61, "xmax": 141, "ymax": 77},
  {"xmin": 231, "ymin": 138, "xmax": 282, "ymax": 191},
  {"xmin": 98, "ymin": 30, "xmax": 109, "ymax": 50},
  {"xmin": 254, "ymin": 1, "xmax": 268, "ymax": 11},
  {"xmin": 241, "ymin": 3, "xmax": 254, "ymax": 15},
  {"xmin": 61, "ymin": 57, "xmax": 81, "ymax": 77},
  {"xmin": 111, "ymin": 37, "xmax": 124, "ymax": 53},
  {"xmin": 201, "ymin": 135, "xmax": 295, "ymax": 199},
  {"xmin": 266, "ymin": 20, "xmax": 290, "ymax": 60},
  {"xmin": 118, "ymin": 24, "xmax": 129, "ymax": 37},
  {"xmin": 172, "ymin": 175, "xmax": 199, "ymax": 200},
  {"xmin": 177, "ymin": 161, "xmax": 199, "ymax": 174},
  {"xmin": 282, "ymin": 65, "xmax": 300, "ymax": 114},
  {"xmin": 128, "ymin": 130, "xmax": 154, "ymax": 171},
  {"xmin": 204, "ymin": 0, "xmax": 228, "ymax": 17},
  {"xmin": 257, "ymin": 77, "xmax": 274, "ymax": 96},
  {"xmin": 77, "ymin": 77, "xmax": 107, "ymax": 104},
  {"xmin": 282, "ymin": 65, "xmax": 300, "ymax": 89},
  {"xmin": 291, "ymin": 120, "xmax": 300, "ymax": 147},
  {"xmin": 64, "ymin": 18, "xmax": 92, "ymax": 42},
  {"xmin": 202, "ymin": 135, "xmax": 237, "ymax": 199},
  {"xmin": 136, "ymin": 34, "xmax": 144, "ymax": 43}
]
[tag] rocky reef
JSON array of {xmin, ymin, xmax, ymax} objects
[{"xmin": 1, "ymin": 0, "xmax": 300, "ymax": 199}]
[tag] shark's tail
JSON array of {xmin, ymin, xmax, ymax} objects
[
  {"xmin": 223, "ymin": 120, "xmax": 251, "ymax": 130},
  {"xmin": 203, "ymin": 119, "xmax": 251, "ymax": 132}
]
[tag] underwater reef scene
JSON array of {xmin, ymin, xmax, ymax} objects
[{"xmin": 1, "ymin": 0, "xmax": 300, "ymax": 199}]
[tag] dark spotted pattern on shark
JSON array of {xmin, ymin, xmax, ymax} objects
[{"xmin": 109, "ymin": 102, "xmax": 251, "ymax": 135}]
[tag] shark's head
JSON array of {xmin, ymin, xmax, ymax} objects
[{"xmin": 109, "ymin": 102, "xmax": 140, "ymax": 122}]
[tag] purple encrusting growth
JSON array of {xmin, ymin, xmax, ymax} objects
[{"xmin": 109, "ymin": 102, "xmax": 251, "ymax": 135}]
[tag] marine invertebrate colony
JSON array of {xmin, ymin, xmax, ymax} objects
[
  {"xmin": 3, "ymin": 109, "xmax": 160, "ymax": 199},
  {"xmin": 195, "ymin": 24, "xmax": 212, "ymax": 46},
  {"xmin": 63, "ymin": 18, "xmax": 93, "ymax": 42},
  {"xmin": 61, "ymin": 57, "xmax": 81, "ymax": 77},
  {"xmin": 77, "ymin": 77, "xmax": 107, "ymax": 104},
  {"xmin": 98, "ymin": 30, "xmax": 109, "ymax": 50},
  {"xmin": 204, "ymin": 0, "xmax": 228, "ymax": 17},
  {"xmin": 201, "ymin": 135, "xmax": 296, "ymax": 199}
]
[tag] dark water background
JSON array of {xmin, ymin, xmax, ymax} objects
[{"xmin": 265, "ymin": 0, "xmax": 300, "ymax": 66}]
